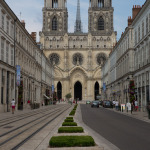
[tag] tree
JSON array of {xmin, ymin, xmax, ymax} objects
[
  {"xmin": 129, "ymin": 80, "xmax": 135, "ymax": 103},
  {"xmin": 65, "ymin": 93, "xmax": 72, "ymax": 100}
]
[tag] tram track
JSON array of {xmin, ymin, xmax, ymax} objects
[
  {"xmin": 0, "ymin": 105, "xmax": 67, "ymax": 137},
  {"xmin": 0, "ymin": 104, "xmax": 71, "ymax": 150},
  {"xmin": 0, "ymin": 105, "xmax": 63, "ymax": 127}
]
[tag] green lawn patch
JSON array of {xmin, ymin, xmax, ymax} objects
[
  {"xmin": 62, "ymin": 122, "xmax": 77, "ymax": 126},
  {"xmin": 64, "ymin": 119, "xmax": 74, "ymax": 122},
  {"xmin": 58, "ymin": 127, "xmax": 84, "ymax": 133},
  {"xmin": 49, "ymin": 136, "xmax": 95, "ymax": 147}
]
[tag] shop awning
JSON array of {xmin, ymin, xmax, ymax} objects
[{"xmin": 43, "ymin": 94, "xmax": 50, "ymax": 99}]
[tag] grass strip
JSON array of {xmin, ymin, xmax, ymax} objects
[
  {"xmin": 58, "ymin": 127, "xmax": 84, "ymax": 133},
  {"xmin": 62, "ymin": 122, "xmax": 77, "ymax": 126},
  {"xmin": 49, "ymin": 136, "xmax": 95, "ymax": 147}
]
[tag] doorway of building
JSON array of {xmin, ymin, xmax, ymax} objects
[
  {"xmin": 57, "ymin": 81, "xmax": 62, "ymax": 101},
  {"xmin": 95, "ymin": 81, "xmax": 99, "ymax": 100},
  {"xmin": 74, "ymin": 81, "xmax": 82, "ymax": 100}
]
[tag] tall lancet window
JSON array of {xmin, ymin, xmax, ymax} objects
[
  {"xmin": 52, "ymin": 0, "xmax": 58, "ymax": 8},
  {"xmin": 98, "ymin": 16, "xmax": 104, "ymax": 30},
  {"xmin": 98, "ymin": 0, "xmax": 104, "ymax": 8},
  {"xmin": 52, "ymin": 16, "xmax": 57, "ymax": 30}
]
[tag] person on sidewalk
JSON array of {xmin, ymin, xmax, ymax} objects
[
  {"xmin": 115, "ymin": 100, "xmax": 119, "ymax": 110},
  {"xmin": 11, "ymin": 99, "xmax": 16, "ymax": 114},
  {"xmin": 147, "ymin": 102, "xmax": 150, "ymax": 119},
  {"xmin": 134, "ymin": 100, "xmax": 138, "ymax": 111}
]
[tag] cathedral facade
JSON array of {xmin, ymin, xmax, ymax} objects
[{"xmin": 40, "ymin": 0, "xmax": 116, "ymax": 101}]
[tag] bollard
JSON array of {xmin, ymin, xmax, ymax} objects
[
  {"xmin": 131, "ymin": 108, "xmax": 132, "ymax": 114},
  {"xmin": 127, "ymin": 107, "xmax": 128, "ymax": 113},
  {"xmin": 122, "ymin": 106, "xmax": 123, "ymax": 112}
]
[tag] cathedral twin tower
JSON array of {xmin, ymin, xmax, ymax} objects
[{"xmin": 40, "ymin": 0, "xmax": 116, "ymax": 101}]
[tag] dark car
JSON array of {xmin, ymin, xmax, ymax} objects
[
  {"xmin": 104, "ymin": 101, "xmax": 113, "ymax": 108},
  {"xmin": 91, "ymin": 101, "xmax": 99, "ymax": 108}
]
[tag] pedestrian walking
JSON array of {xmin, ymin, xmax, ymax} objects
[
  {"xmin": 115, "ymin": 100, "xmax": 119, "ymax": 110},
  {"xmin": 11, "ymin": 99, "xmax": 16, "ymax": 114},
  {"xmin": 147, "ymin": 102, "xmax": 150, "ymax": 119},
  {"xmin": 134, "ymin": 100, "xmax": 138, "ymax": 111},
  {"xmin": 113, "ymin": 100, "xmax": 116, "ymax": 108}
]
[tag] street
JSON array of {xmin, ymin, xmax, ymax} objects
[{"xmin": 81, "ymin": 104, "xmax": 150, "ymax": 150}]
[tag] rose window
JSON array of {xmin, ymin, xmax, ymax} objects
[
  {"xmin": 97, "ymin": 53, "xmax": 107, "ymax": 66},
  {"xmin": 49, "ymin": 53, "xmax": 60, "ymax": 65}
]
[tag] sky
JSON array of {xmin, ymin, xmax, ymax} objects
[{"xmin": 5, "ymin": 0, "xmax": 146, "ymax": 42}]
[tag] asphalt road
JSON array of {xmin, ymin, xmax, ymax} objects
[{"xmin": 81, "ymin": 104, "xmax": 150, "ymax": 150}]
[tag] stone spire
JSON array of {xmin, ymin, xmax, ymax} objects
[{"xmin": 74, "ymin": 0, "xmax": 82, "ymax": 33}]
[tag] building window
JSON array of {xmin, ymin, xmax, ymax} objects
[
  {"xmin": 96, "ymin": 53, "xmax": 107, "ymax": 65},
  {"xmin": 73, "ymin": 45, "xmax": 75, "ymax": 48},
  {"xmin": 138, "ymin": 26, "xmax": 140, "ymax": 42},
  {"xmin": 50, "ymin": 45, "xmax": 52, "ymax": 48},
  {"xmin": 98, "ymin": 0, "xmax": 104, "ymax": 8},
  {"xmin": 52, "ymin": 16, "xmax": 57, "ymax": 30},
  {"xmin": 2, "ymin": 14, "xmax": 4, "ymax": 30},
  {"xmin": 146, "ymin": 16, "xmax": 148, "ymax": 34},
  {"xmin": 142, "ymin": 22, "xmax": 144, "ymax": 38},
  {"xmin": 49, "ymin": 53, "xmax": 60, "ymax": 65},
  {"xmin": 97, "ymin": 45, "xmax": 99, "ymax": 48},
  {"xmin": 149, "ymin": 14, "xmax": 150, "ymax": 32},
  {"xmin": 6, "ymin": 43, "xmax": 9, "ymax": 64},
  {"xmin": 1, "ymin": 39, "xmax": 4, "ymax": 61},
  {"xmin": 98, "ymin": 16, "xmax": 104, "ymax": 30},
  {"xmin": 80, "ymin": 45, "xmax": 82, "ymax": 48},
  {"xmin": 72, "ymin": 53, "xmax": 83, "ymax": 65},
  {"xmin": 52, "ymin": 0, "xmax": 58, "ymax": 8},
  {"xmin": 135, "ymin": 30, "xmax": 137, "ymax": 45},
  {"xmin": 6, "ymin": 19, "xmax": 9, "ymax": 34},
  {"xmin": 11, "ymin": 46, "xmax": 14, "ymax": 66},
  {"xmin": 57, "ymin": 45, "xmax": 59, "ymax": 48},
  {"xmin": 11, "ymin": 23, "xmax": 14, "ymax": 37}
]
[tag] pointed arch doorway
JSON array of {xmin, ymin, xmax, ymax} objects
[
  {"xmin": 74, "ymin": 81, "xmax": 82, "ymax": 100},
  {"xmin": 95, "ymin": 81, "xmax": 99, "ymax": 100},
  {"xmin": 57, "ymin": 81, "xmax": 62, "ymax": 100}
]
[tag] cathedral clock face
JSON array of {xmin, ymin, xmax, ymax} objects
[
  {"xmin": 97, "ymin": 53, "xmax": 107, "ymax": 66},
  {"xmin": 72, "ymin": 53, "xmax": 83, "ymax": 65},
  {"xmin": 49, "ymin": 53, "xmax": 60, "ymax": 65}
]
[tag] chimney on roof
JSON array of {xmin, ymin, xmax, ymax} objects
[
  {"xmin": 21, "ymin": 20, "xmax": 25, "ymax": 28},
  {"xmin": 31, "ymin": 32, "xmax": 36, "ymax": 42},
  {"xmin": 128, "ymin": 16, "xmax": 133, "ymax": 26},
  {"xmin": 132, "ymin": 5, "xmax": 142, "ymax": 20}
]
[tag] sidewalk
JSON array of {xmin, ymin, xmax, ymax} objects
[{"xmin": 109, "ymin": 107, "xmax": 150, "ymax": 123}]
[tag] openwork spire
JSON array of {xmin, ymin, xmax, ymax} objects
[{"xmin": 74, "ymin": 0, "xmax": 83, "ymax": 33}]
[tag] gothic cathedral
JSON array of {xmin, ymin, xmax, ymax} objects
[{"xmin": 40, "ymin": 0, "xmax": 116, "ymax": 101}]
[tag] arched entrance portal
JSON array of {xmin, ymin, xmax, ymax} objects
[
  {"xmin": 95, "ymin": 82, "xmax": 99, "ymax": 100},
  {"xmin": 74, "ymin": 81, "xmax": 82, "ymax": 100},
  {"xmin": 57, "ymin": 82, "xmax": 62, "ymax": 100}
]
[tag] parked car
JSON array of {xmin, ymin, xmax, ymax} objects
[
  {"xmin": 91, "ymin": 101, "xmax": 99, "ymax": 108},
  {"xmin": 103, "ymin": 101, "xmax": 113, "ymax": 108},
  {"xmin": 86, "ymin": 101, "xmax": 91, "ymax": 104}
]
